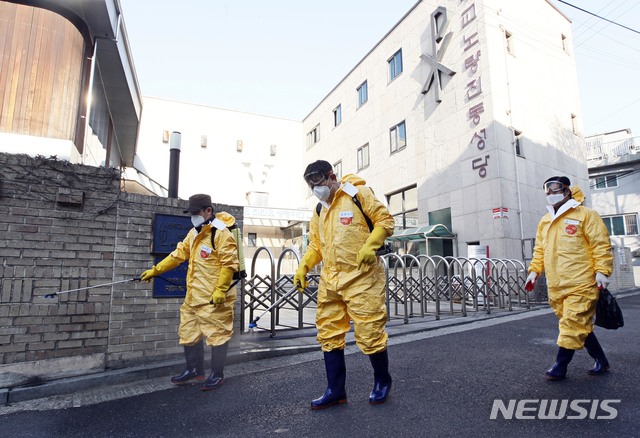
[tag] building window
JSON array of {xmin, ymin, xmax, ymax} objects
[
  {"xmin": 333, "ymin": 104, "xmax": 342, "ymax": 127},
  {"xmin": 602, "ymin": 214, "xmax": 638, "ymax": 236},
  {"xmin": 592, "ymin": 175, "xmax": 618, "ymax": 189},
  {"xmin": 357, "ymin": 143, "xmax": 369, "ymax": 170},
  {"xmin": 333, "ymin": 160, "xmax": 342, "ymax": 179},
  {"xmin": 390, "ymin": 121, "xmax": 406, "ymax": 154},
  {"xmin": 307, "ymin": 124, "xmax": 320, "ymax": 149},
  {"xmin": 357, "ymin": 81, "xmax": 368, "ymax": 108},
  {"xmin": 387, "ymin": 185, "xmax": 418, "ymax": 230},
  {"xmin": 428, "ymin": 207, "xmax": 453, "ymax": 230},
  {"xmin": 514, "ymin": 130, "xmax": 523, "ymax": 156},
  {"xmin": 505, "ymin": 30, "xmax": 513, "ymax": 54},
  {"xmin": 248, "ymin": 232, "xmax": 257, "ymax": 246},
  {"xmin": 388, "ymin": 49, "xmax": 403, "ymax": 81}
]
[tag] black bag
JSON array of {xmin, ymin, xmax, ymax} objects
[{"xmin": 595, "ymin": 288, "xmax": 624, "ymax": 330}]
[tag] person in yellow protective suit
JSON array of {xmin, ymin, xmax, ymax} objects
[
  {"xmin": 525, "ymin": 176, "xmax": 613, "ymax": 381},
  {"xmin": 294, "ymin": 160, "xmax": 395, "ymax": 409},
  {"xmin": 141, "ymin": 194, "xmax": 238, "ymax": 391}
]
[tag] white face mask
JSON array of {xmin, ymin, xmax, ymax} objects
[
  {"xmin": 546, "ymin": 193, "xmax": 565, "ymax": 205},
  {"xmin": 191, "ymin": 215, "xmax": 206, "ymax": 228},
  {"xmin": 313, "ymin": 185, "xmax": 331, "ymax": 202}
]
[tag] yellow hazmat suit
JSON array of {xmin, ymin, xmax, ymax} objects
[
  {"xmin": 306, "ymin": 174, "xmax": 395, "ymax": 354},
  {"xmin": 528, "ymin": 186, "xmax": 613, "ymax": 349},
  {"xmin": 164, "ymin": 212, "xmax": 239, "ymax": 347}
]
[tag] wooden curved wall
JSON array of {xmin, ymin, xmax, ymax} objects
[{"xmin": 0, "ymin": 2, "xmax": 85, "ymax": 140}]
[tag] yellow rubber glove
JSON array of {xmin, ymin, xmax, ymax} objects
[
  {"xmin": 210, "ymin": 266, "xmax": 235, "ymax": 304},
  {"xmin": 357, "ymin": 227, "xmax": 390, "ymax": 270},
  {"xmin": 294, "ymin": 250, "xmax": 322, "ymax": 292},
  {"xmin": 140, "ymin": 256, "xmax": 180, "ymax": 282}
]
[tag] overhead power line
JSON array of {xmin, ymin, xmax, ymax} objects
[{"xmin": 556, "ymin": 0, "xmax": 640, "ymax": 35}]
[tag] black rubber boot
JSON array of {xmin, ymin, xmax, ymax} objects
[
  {"xmin": 170, "ymin": 340, "xmax": 205, "ymax": 385},
  {"xmin": 201, "ymin": 342, "xmax": 229, "ymax": 391},
  {"xmin": 545, "ymin": 347, "xmax": 575, "ymax": 381},
  {"xmin": 369, "ymin": 350, "xmax": 392, "ymax": 404},
  {"xmin": 310, "ymin": 349, "xmax": 347, "ymax": 410},
  {"xmin": 584, "ymin": 332, "xmax": 610, "ymax": 375}
]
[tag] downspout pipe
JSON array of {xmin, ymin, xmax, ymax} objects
[
  {"xmin": 499, "ymin": 24, "xmax": 525, "ymax": 252},
  {"xmin": 168, "ymin": 131, "xmax": 181, "ymax": 198},
  {"xmin": 82, "ymin": 39, "xmax": 98, "ymax": 165}
]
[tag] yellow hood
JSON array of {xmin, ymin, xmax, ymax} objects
[
  {"xmin": 570, "ymin": 185, "xmax": 585, "ymax": 203},
  {"xmin": 215, "ymin": 211, "xmax": 236, "ymax": 228},
  {"xmin": 340, "ymin": 173, "xmax": 367, "ymax": 187}
]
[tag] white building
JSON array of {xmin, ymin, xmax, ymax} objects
[
  {"xmin": 302, "ymin": 0, "xmax": 589, "ymax": 260},
  {"xmin": 586, "ymin": 129, "xmax": 640, "ymax": 284},
  {"xmin": 135, "ymin": 97, "xmax": 311, "ymax": 272},
  {"xmin": 135, "ymin": 97, "xmax": 306, "ymax": 209}
]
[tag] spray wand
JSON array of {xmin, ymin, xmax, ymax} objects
[
  {"xmin": 44, "ymin": 278, "xmax": 140, "ymax": 298},
  {"xmin": 247, "ymin": 285, "xmax": 299, "ymax": 333}
]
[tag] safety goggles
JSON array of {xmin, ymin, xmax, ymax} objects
[
  {"xmin": 543, "ymin": 180, "xmax": 568, "ymax": 194},
  {"xmin": 304, "ymin": 171, "xmax": 329, "ymax": 189}
]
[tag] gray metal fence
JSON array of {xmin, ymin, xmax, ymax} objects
[{"xmin": 240, "ymin": 247, "xmax": 547, "ymax": 336}]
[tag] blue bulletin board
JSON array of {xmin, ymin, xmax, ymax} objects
[{"xmin": 151, "ymin": 214, "xmax": 192, "ymax": 298}]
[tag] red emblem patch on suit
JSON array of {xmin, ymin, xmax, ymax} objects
[
  {"xmin": 200, "ymin": 246, "xmax": 212, "ymax": 259},
  {"xmin": 339, "ymin": 211, "xmax": 353, "ymax": 225},
  {"xmin": 565, "ymin": 224, "xmax": 577, "ymax": 235}
]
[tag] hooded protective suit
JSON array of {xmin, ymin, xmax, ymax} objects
[
  {"xmin": 528, "ymin": 186, "xmax": 613, "ymax": 349},
  {"xmin": 306, "ymin": 174, "xmax": 395, "ymax": 354},
  {"xmin": 167, "ymin": 212, "xmax": 239, "ymax": 346}
]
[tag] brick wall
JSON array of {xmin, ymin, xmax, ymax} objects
[{"xmin": 0, "ymin": 153, "xmax": 243, "ymax": 386}]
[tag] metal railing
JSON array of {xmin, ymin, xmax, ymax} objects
[{"xmin": 240, "ymin": 247, "xmax": 546, "ymax": 336}]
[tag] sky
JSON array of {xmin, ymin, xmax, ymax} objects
[
  {"xmin": 548, "ymin": 0, "xmax": 640, "ymax": 139},
  {"xmin": 119, "ymin": 0, "xmax": 640, "ymax": 139}
]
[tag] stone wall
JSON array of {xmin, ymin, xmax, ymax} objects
[
  {"xmin": 610, "ymin": 246, "xmax": 636, "ymax": 291},
  {"xmin": 0, "ymin": 153, "xmax": 242, "ymax": 387}
]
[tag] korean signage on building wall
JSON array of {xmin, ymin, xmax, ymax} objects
[
  {"xmin": 422, "ymin": 2, "xmax": 492, "ymax": 180},
  {"xmin": 460, "ymin": 1, "xmax": 491, "ymax": 179}
]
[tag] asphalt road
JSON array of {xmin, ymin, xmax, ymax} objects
[{"xmin": 1, "ymin": 294, "xmax": 638, "ymax": 438}]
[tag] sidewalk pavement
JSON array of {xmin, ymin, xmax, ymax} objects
[{"xmin": 3, "ymin": 288, "xmax": 638, "ymax": 406}]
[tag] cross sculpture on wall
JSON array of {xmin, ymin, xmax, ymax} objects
[{"xmin": 421, "ymin": 6, "xmax": 456, "ymax": 102}]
